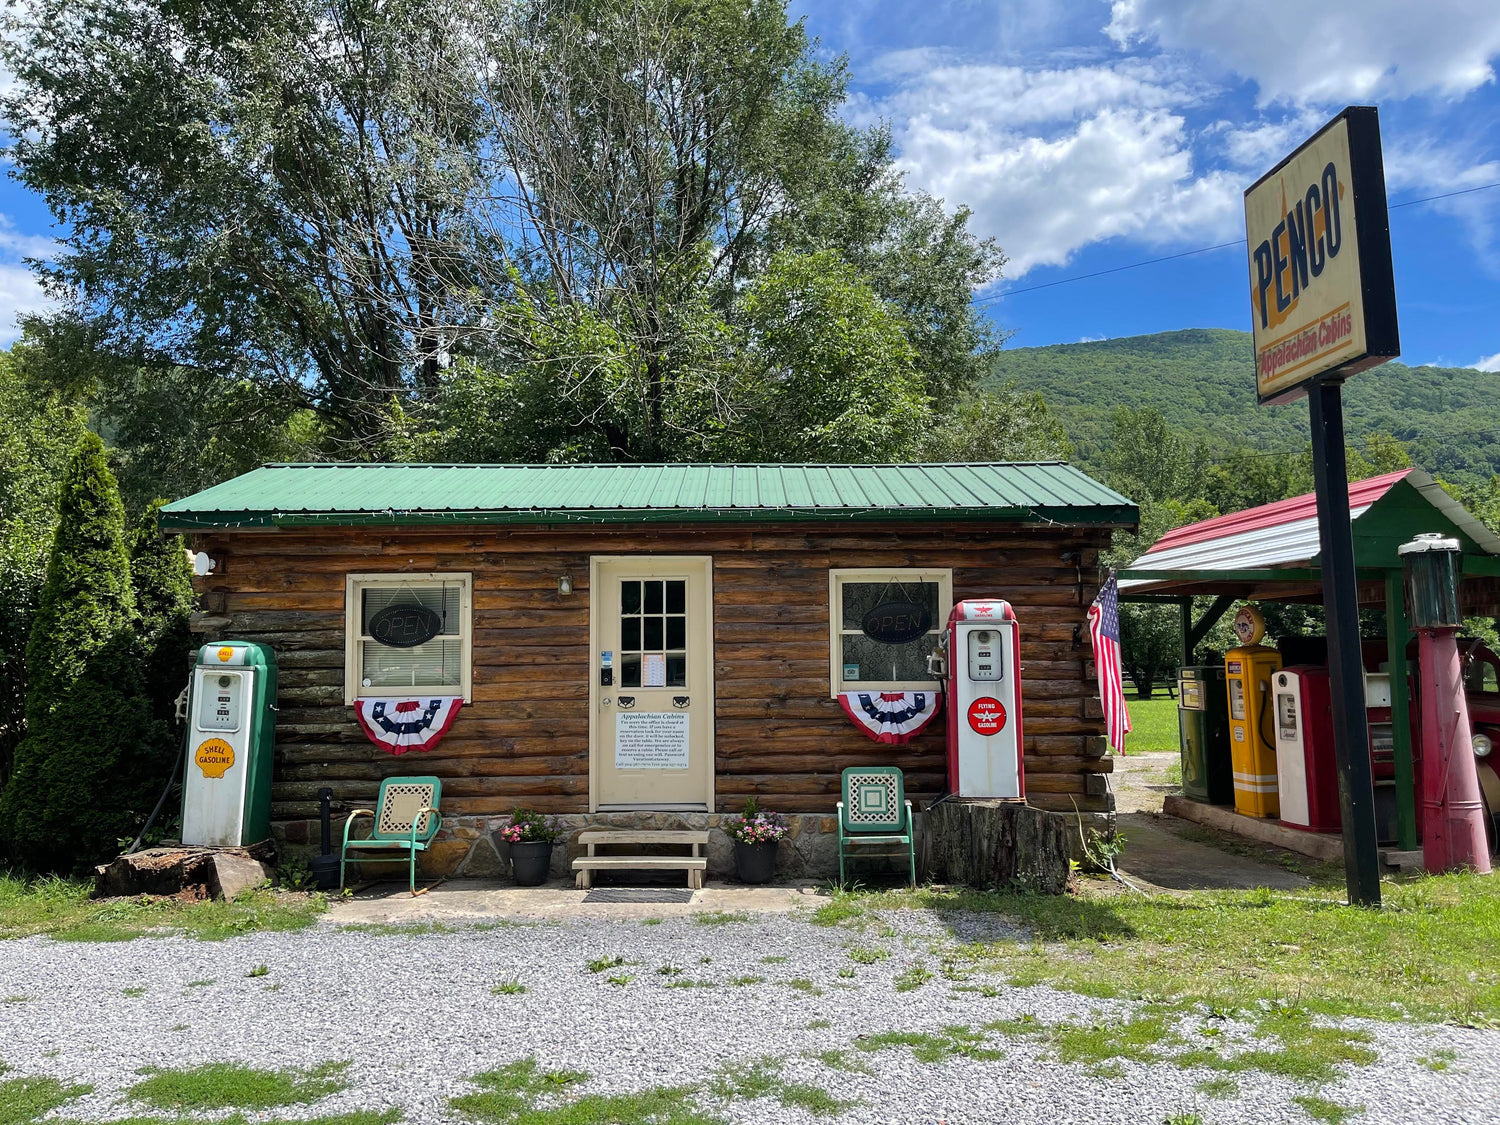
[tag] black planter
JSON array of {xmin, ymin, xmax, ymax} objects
[
  {"xmin": 508, "ymin": 840, "xmax": 555, "ymax": 886},
  {"xmin": 308, "ymin": 853, "xmax": 341, "ymax": 891},
  {"xmin": 734, "ymin": 840, "xmax": 778, "ymax": 884}
]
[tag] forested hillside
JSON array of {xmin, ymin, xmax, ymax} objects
[{"xmin": 989, "ymin": 328, "xmax": 1500, "ymax": 483}]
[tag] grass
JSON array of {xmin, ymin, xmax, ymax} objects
[
  {"xmin": 803, "ymin": 1018, "xmax": 832, "ymax": 1030},
  {"xmin": 856, "ymin": 1026, "xmax": 1003, "ymax": 1064},
  {"xmin": 785, "ymin": 978, "xmax": 823, "ymax": 996},
  {"xmin": 585, "ymin": 955, "xmax": 624, "ymax": 973},
  {"xmin": 122, "ymin": 986, "xmax": 147, "ymax": 998},
  {"xmin": 729, "ymin": 975, "xmax": 764, "ymax": 986},
  {"xmin": 246, "ymin": 965, "xmax": 269, "ymax": 978},
  {"xmin": 1124, "ymin": 693, "xmax": 1180, "ymax": 753},
  {"xmin": 692, "ymin": 911, "xmax": 750, "ymax": 926},
  {"xmin": 845, "ymin": 945, "xmax": 890, "ymax": 965},
  {"xmin": 1195, "ymin": 1076, "xmax": 1238, "ymax": 1098},
  {"xmin": 606, "ymin": 974, "xmax": 634, "ymax": 987},
  {"xmin": 186, "ymin": 980, "xmax": 214, "ymax": 988},
  {"xmin": 1419, "ymin": 1047, "xmax": 1458, "ymax": 1072},
  {"xmin": 818, "ymin": 874, "xmax": 1500, "ymax": 1026},
  {"xmin": 662, "ymin": 979, "xmax": 715, "ymax": 989},
  {"xmin": 1292, "ymin": 1094, "xmax": 1364, "ymax": 1124},
  {"xmin": 0, "ymin": 1075, "xmax": 93, "ymax": 1125},
  {"xmin": 893, "ymin": 962, "xmax": 934, "ymax": 992},
  {"xmin": 759, "ymin": 954, "xmax": 788, "ymax": 964},
  {"xmin": 709, "ymin": 1057, "xmax": 850, "ymax": 1117},
  {"xmin": 450, "ymin": 1060, "xmax": 590, "ymax": 1122},
  {"xmin": 128, "ymin": 1062, "xmax": 350, "ymax": 1110},
  {"xmin": 491, "ymin": 978, "xmax": 527, "ymax": 996},
  {"xmin": 0, "ymin": 873, "xmax": 325, "ymax": 942}
]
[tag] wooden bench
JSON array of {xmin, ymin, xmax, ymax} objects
[{"xmin": 572, "ymin": 829, "xmax": 709, "ymax": 890}]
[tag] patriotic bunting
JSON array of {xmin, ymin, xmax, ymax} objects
[
  {"xmin": 354, "ymin": 697, "xmax": 464, "ymax": 755},
  {"xmin": 838, "ymin": 691, "xmax": 943, "ymax": 745}
]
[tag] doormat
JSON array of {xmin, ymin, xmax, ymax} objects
[{"xmin": 582, "ymin": 887, "xmax": 695, "ymax": 904}]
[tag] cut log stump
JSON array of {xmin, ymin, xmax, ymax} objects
[
  {"xmin": 919, "ymin": 799, "xmax": 1071, "ymax": 894},
  {"xmin": 93, "ymin": 842, "xmax": 276, "ymax": 901}
]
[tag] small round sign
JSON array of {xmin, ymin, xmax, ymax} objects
[
  {"xmin": 967, "ymin": 697, "xmax": 1007, "ymax": 736},
  {"xmin": 369, "ymin": 603, "xmax": 444, "ymax": 648}
]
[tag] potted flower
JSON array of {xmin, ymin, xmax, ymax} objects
[
  {"xmin": 723, "ymin": 798, "xmax": 788, "ymax": 884},
  {"xmin": 495, "ymin": 808, "xmax": 564, "ymax": 886}
]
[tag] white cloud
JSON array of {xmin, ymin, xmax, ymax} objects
[
  {"xmin": 1106, "ymin": 0, "xmax": 1500, "ymax": 104},
  {"xmin": 1477, "ymin": 352, "xmax": 1500, "ymax": 372},
  {"xmin": 868, "ymin": 58, "xmax": 1241, "ymax": 276},
  {"xmin": 0, "ymin": 215, "xmax": 58, "ymax": 344}
]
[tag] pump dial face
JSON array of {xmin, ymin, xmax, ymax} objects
[{"xmin": 1232, "ymin": 605, "xmax": 1266, "ymax": 646}]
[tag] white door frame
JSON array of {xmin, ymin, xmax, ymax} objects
[{"xmin": 588, "ymin": 555, "xmax": 716, "ymax": 812}]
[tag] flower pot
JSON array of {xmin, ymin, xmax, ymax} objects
[
  {"xmin": 508, "ymin": 840, "xmax": 555, "ymax": 886},
  {"xmin": 734, "ymin": 840, "xmax": 778, "ymax": 884}
]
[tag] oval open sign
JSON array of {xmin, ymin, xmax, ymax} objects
[
  {"xmin": 369, "ymin": 603, "xmax": 443, "ymax": 648},
  {"xmin": 862, "ymin": 600, "xmax": 931, "ymax": 645}
]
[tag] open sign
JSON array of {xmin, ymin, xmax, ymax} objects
[
  {"xmin": 369, "ymin": 603, "xmax": 443, "ymax": 648},
  {"xmin": 862, "ymin": 600, "xmax": 931, "ymax": 645}
]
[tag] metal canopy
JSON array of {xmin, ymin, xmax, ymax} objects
[{"xmin": 160, "ymin": 461, "xmax": 1138, "ymax": 530}]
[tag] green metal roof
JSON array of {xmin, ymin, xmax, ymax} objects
[{"xmin": 159, "ymin": 462, "xmax": 1137, "ymax": 530}]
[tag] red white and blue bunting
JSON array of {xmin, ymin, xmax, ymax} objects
[
  {"xmin": 354, "ymin": 697, "xmax": 464, "ymax": 755},
  {"xmin": 837, "ymin": 691, "xmax": 943, "ymax": 745}
]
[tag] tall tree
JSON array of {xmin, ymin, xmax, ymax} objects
[
  {"xmin": 131, "ymin": 501, "xmax": 199, "ymax": 727},
  {"xmin": 7, "ymin": 0, "xmax": 1006, "ymax": 462},
  {"xmin": 0, "ymin": 434, "xmax": 170, "ymax": 872}
]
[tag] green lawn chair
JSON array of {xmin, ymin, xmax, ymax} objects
[
  {"xmin": 340, "ymin": 776, "xmax": 443, "ymax": 895},
  {"xmin": 836, "ymin": 766, "xmax": 915, "ymax": 888}
]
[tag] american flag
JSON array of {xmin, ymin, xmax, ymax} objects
[{"xmin": 1087, "ymin": 570, "xmax": 1132, "ymax": 753}]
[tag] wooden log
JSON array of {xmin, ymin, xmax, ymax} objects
[{"xmin": 919, "ymin": 799, "xmax": 1071, "ymax": 894}]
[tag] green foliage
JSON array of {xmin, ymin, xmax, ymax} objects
[
  {"xmin": 0, "ymin": 1074, "xmax": 93, "ymax": 1125},
  {"xmin": 990, "ymin": 328, "xmax": 1500, "ymax": 484},
  {"xmin": 129, "ymin": 500, "xmax": 197, "ymax": 725},
  {"xmin": 128, "ymin": 1061, "xmax": 350, "ymax": 1110},
  {"xmin": 0, "ymin": 433, "xmax": 172, "ymax": 872}
]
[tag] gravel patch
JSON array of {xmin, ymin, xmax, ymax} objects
[{"xmin": 1, "ymin": 909, "xmax": 1496, "ymax": 1124}]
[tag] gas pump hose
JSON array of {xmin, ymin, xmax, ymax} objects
[{"xmin": 125, "ymin": 685, "xmax": 191, "ymax": 857}]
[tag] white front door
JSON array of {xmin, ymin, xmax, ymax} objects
[{"xmin": 590, "ymin": 556, "xmax": 714, "ymax": 809}]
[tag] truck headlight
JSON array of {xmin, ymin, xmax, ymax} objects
[{"xmin": 1474, "ymin": 732, "xmax": 1493, "ymax": 758}]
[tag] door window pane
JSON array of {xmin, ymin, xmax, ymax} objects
[
  {"xmin": 666, "ymin": 616, "xmax": 686, "ymax": 650},
  {"xmin": 622, "ymin": 617, "xmax": 641, "ymax": 649},
  {"xmin": 645, "ymin": 582, "xmax": 663, "ymax": 613},
  {"xmin": 620, "ymin": 653, "xmax": 642, "ymax": 688},
  {"xmin": 666, "ymin": 580, "xmax": 685, "ymax": 613},
  {"xmin": 666, "ymin": 654, "xmax": 686, "ymax": 687},
  {"xmin": 621, "ymin": 581, "xmax": 641, "ymax": 613},
  {"xmin": 619, "ymin": 577, "xmax": 688, "ymax": 690},
  {"xmin": 644, "ymin": 616, "xmax": 664, "ymax": 649}
]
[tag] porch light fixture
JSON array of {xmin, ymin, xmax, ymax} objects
[{"xmin": 558, "ymin": 575, "xmax": 573, "ymax": 595}]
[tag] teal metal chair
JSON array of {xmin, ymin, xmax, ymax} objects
[
  {"xmin": 836, "ymin": 766, "xmax": 915, "ymax": 887},
  {"xmin": 341, "ymin": 776, "xmax": 443, "ymax": 895}
]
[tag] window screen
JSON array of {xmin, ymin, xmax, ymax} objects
[{"xmin": 353, "ymin": 580, "xmax": 466, "ymax": 693}]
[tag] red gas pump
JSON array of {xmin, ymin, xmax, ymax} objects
[{"xmin": 938, "ymin": 600, "xmax": 1024, "ymax": 799}]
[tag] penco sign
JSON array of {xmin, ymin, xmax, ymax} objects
[{"xmin": 1244, "ymin": 106, "xmax": 1399, "ymax": 405}]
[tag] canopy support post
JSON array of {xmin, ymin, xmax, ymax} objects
[
  {"xmin": 1182, "ymin": 595, "xmax": 1235, "ymax": 667},
  {"xmin": 1384, "ymin": 570, "xmax": 1418, "ymax": 850}
]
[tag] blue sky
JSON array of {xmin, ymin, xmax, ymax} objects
[
  {"xmin": 0, "ymin": 0, "xmax": 1497, "ymax": 373},
  {"xmin": 792, "ymin": 0, "xmax": 1500, "ymax": 369}
]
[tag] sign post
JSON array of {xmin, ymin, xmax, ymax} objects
[{"xmin": 1244, "ymin": 106, "xmax": 1399, "ymax": 907}]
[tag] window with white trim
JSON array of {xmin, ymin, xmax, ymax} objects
[
  {"xmin": 828, "ymin": 569, "xmax": 951, "ymax": 696},
  {"xmin": 344, "ymin": 574, "xmax": 472, "ymax": 703}
]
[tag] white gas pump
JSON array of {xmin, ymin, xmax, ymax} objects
[
  {"xmin": 937, "ymin": 600, "xmax": 1024, "ymax": 799},
  {"xmin": 181, "ymin": 642, "xmax": 278, "ymax": 847}
]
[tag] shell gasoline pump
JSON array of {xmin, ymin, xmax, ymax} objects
[
  {"xmin": 181, "ymin": 642, "xmax": 278, "ymax": 847},
  {"xmin": 930, "ymin": 600, "xmax": 1025, "ymax": 799},
  {"xmin": 1225, "ymin": 605, "xmax": 1282, "ymax": 818}
]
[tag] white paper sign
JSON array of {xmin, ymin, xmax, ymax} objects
[
  {"xmin": 615, "ymin": 711, "xmax": 690, "ymax": 770},
  {"xmin": 643, "ymin": 652, "xmax": 666, "ymax": 687}
]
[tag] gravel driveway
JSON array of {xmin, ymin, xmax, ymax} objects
[{"xmin": 2, "ymin": 908, "xmax": 1496, "ymax": 1124}]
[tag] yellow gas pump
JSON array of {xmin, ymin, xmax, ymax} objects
[{"xmin": 1225, "ymin": 605, "xmax": 1282, "ymax": 817}]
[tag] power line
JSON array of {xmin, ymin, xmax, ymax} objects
[{"xmin": 977, "ymin": 180, "xmax": 1500, "ymax": 304}]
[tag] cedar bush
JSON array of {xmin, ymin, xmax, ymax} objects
[
  {"xmin": 0, "ymin": 433, "xmax": 171, "ymax": 872},
  {"xmin": 130, "ymin": 499, "xmax": 197, "ymax": 724}
]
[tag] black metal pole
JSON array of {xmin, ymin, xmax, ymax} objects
[{"xmin": 1308, "ymin": 381, "xmax": 1382, "ymax": 906}]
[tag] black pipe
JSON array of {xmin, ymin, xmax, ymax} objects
[{"xmin": 318, "ymin": 787, "xmax": 334, "ymax": 856}]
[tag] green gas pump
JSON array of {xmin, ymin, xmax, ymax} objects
[{"xmin": 181, "ymin": 641, "xmax": 278, "ymax": 847}]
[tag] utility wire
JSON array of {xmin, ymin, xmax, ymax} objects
[{"xmin": 977, "ymin": 180, "xmax": 1500, "ymax": 304}]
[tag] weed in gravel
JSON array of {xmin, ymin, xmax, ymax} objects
[
  {"xmin": 246, "ymin": 965, "xmax": 269, "ymax": 978},
  {"xmin": 122, "ymin": 987, "xmax": 147, "ymax": 998},
  {"xmin": 0, "ymin": 1075, "xmax": 93, "ymax": 1125},
  {"xmin": 491, "ymin": 979, "xmax": 526, "ymax": 996},
  {"xmin": 697, "ymin": 956, "xmax": 712, "ymax": 964},
  {"xmin": 167, "ymin": 1024, "xmax": 189, "ymax": 1032},
  {"xmin": 1195, "ymin": 1077, "xmax": 1238, "ymax": 1098},
  {"xmin": 185, "ymin": 980, "xmax": 214, "ymax": 988},
  {"xmin": 1418, "ymin": 1048, "xmax": 1458, "ymax": 1072},
  {"xmin": 730, "ymin": 975, "xmax": 764, "ymax": 986},
  {"xmin": 3, "ymin": 996, "xmax": 29, "ymax": 1004},
  {"xmin": 760, "ymin": 954, "xmax": 788, "ymax": 964},
  {"xmin": 785, "ymin": 978, "xmax": 824, "ymax": 996},
  {"xmin": 1162, "ymin": 1114, "xmax": 1204, "ymax": 1125},
  {"xmin": 129, "ymin": 1062, "xmax": 350, "ymax": 1111},
  {"xmin": 451, "ymin": 1060, "xmax": 589, "ymax": 1120},
  {"xmin": 693, "ymin": 911, "xmax": 750, "ymax": 926},
  {"xmin": 641, "ymin": 917, "xmax": 662, "ymax": 926},
  {"xmin": 710, "ymin": 1057, "xmax": 851, "ymax": 1117},
  {"xmin": 1049, "ymin": 1010, "xmax": 1182, "ymax": 1071},
  {"xmin": 894, "ymin": 963, "xmax": 934, "ymax": 992},
  {"xmin": 656, "ymin": 964, "xmax": 684, "ymax": 976},
  {"xmin": 586, "ymin": 955, "xmax": 624, "ymax": 973},
  {"xmin": 606, "ymin": 974, "xmax": 634, "ymax": 987},
  {"xmin": 810, "ymin": 894, "xmax": 865, "ymax": 927},
  {"xmin": 837, "ymin": 968, "xmax": 855, "ymax": 979},
  {"xmin": 808, "ymin": 1049, "xmax": 873, "ymax": 1075},
  {"xmin": 804, "ymin": 1019, "xmax": 832, "ymax": 1030},
  {"xmin": 856, "ymin": 1026, "xmax": 1002, "ymax": 1064},
  {"xmin": 953, "ymin": 983, "xmax": 1003, "ymax": 998},
  {"xmin": 1292, "ymin": 1095, "xmax": 1364, "ymax": 1124},
  {"xmin": 663, "ymin": 979, "xmax": 715, "ymax": 989},
  {"xmin": 846, "ymin": 945, "xmax": 889, "ymax": 965}
]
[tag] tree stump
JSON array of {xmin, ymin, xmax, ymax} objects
[
  {"xmin": 919, "ymin": 800, "xmax": 1071, "ymax": 894},
  {"xmin": 93, "ymin": 841, "xmax": 276, "ymax": 901}
]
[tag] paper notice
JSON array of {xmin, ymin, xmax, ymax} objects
[{"xmin": 643, "ymin": 652, "xmax": 666, "ymax": 687}]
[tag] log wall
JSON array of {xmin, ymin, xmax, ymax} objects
[{"xmin": 188, "ymin": 522, "xmax": 1116, "ymax": 826}]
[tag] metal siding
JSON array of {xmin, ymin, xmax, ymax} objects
[{"xmin": 161, "ymin": 462, "xmax": 1135, "ymax": 526}]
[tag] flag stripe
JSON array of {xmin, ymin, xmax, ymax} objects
[{"xmin": 1088, "ymin": 572, "xmax": 1132, "ymax": 753}]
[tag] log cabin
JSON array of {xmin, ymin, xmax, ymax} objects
[{"xmin": 160, "ymin": 462, "xmax": 1137, "ymax": 879}]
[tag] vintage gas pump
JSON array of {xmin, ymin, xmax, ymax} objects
[
  {"xmin": 1178, "ymin": 665, "xmax": 1232, "ymax": 805},
  {"xmin": 181, "ymin": 641, "xmax": 278, "ymax": 847},
  {"xmin": 1273, "ymin": 666, "xmax": 1342, "ymax": 831},
  {"xmin": 1225, "ymin": 605, "xmax": 1283, "ymax": 817},
  {"xmin": 936, "ymin": 600, "xmax": 1024, "ymax": 799}
]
